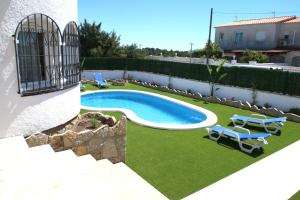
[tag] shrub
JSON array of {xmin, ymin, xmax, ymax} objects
[
  {"xmin": 289, "ymin": 108, "xmax": 300, "ymax": 115},
  {"xmin": 240, "ymin": 50, "xmax": 269, "ymax": 63},
  {"xmin": 81, "ymin": 57, "xmax": 300, "ymax": 96},
  {"xmin": 264, "ymin": 103, "xmax": 272, "ymax": 108},
  {"xmin": 205, "ymin": 42, "xmax": 223, "ymax": 59},
  {"xmin": 90, "ymin": 114, "xmax": 99, "ymax": 128}
]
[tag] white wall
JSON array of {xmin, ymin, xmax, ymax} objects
[
  {"xmin": 285, "ymin": 51, "xmax": 300, "ymax": 66},
  {"xmin": 0, "ymin": 0, "xmax": 79, "ymax": 138},
  {"xmin": 82, "ymin": 70, "xmax": 300, "ymax": 112}
]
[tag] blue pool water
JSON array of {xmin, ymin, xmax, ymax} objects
[{"xmin": 81, "ymin": 91, "xmax": 207, "ymax": 125}]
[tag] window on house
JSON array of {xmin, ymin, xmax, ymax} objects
[
  {"xmin": 234, "ymin": 32, "xmax": 243, "ymax": 44},
  {"xmin": 219, "ymin": 32, "xmax": 224, "ymax": 42},
  {"xmin": 62, "ymin": 22, "xmax": 80, "ymax": 88},
  {"xmin": 284, "ymin": 33, "xmax": 289, "ymax": 39},
  {"xmin": 255, "ymin": 31, "xmax": 266, "ymax": 42},
  {"xmin": 17, "ymin": 31, "xmax": 46, "ymax": 83},
  {"xmin": 14, "ymin": 14, "xmax": 80, "ymax": 96}
]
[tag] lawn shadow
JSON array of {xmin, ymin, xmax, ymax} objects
[
  {"xmin": 227, "ymin": 122, "xmax": 282, "ymax": 136},
  {"xmin": 192, "ymin": 99, "xmax": 200, "ymax": 103},
  {"xmin": 203, "ymin": 135, "xmax": 264, "ymax": 158}
]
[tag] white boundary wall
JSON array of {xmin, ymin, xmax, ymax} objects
[
  {"xmin": 0, "ymin": 0, "xmax": 79, "ymax": 138},
  {"xmin": 82, "ymin": 70, "xmax": 300, "ymax": 112}
]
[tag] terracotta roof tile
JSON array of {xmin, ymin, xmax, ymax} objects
[
  {"xmin": 284, "ymin": 18, "xmax": 300, "ymax": 23},
  {"xmin": 216, "ymin": 16, "xmax": 296, "ymax": 28}
]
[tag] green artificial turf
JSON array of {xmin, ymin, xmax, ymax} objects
[
  {"xmin": 81, "ymin": 83, "xmax": 300, "ymax": 200},
  {"xmin": 290, "ymin": 190, "xmax": 300, "ymax": 200}
]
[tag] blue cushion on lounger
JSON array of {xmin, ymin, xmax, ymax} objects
[{"xmin": 210, "ymin": 126, "xmax": 271, "ymax": 140}]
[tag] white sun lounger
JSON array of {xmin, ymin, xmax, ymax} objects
[
  {"xmin": 230, "ymin": 114, "xmax": 287, "ymax": 134},
  {"xmin": 207, "ymin": 125, "xmax": 271, "ymax": 153}
]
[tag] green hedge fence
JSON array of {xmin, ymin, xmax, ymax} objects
[{"xmin": 81, "ymin": 57, "xmax": 300, "ymax": 96}]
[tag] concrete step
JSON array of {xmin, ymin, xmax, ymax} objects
[
  {"xmin": 0, "ymin": 136, "xmax": 28, "ymax": 150},
  {"xmin": 0, "ymin": 136, "xmax": 167, "ymax": 200},
  {"xmin": 27, "ymin": 144, "xmax": 55, "ymax": 156},
  {"xmin": 0, "ymin": 136, "xmax": 29, "ymax": 161}
]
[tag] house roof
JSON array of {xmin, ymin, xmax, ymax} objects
[
  {"xmin": 216, "ymin": 16, "xmax": 297, "ymax": 28},
  {"xmin": 229, "ymin": 49, "xmax": 291, "ymax": 53},
  {"xmin": 284, "ymin": 18, "xmax": 300, "ymax": 23}
]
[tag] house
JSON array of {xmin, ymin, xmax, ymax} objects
[
  {"xmin": 215, "ymin": 16, "xmax": 300, "ymax": 66},
  {"xmin": 0, "ymin": 0, "xmax": 80, "ymax": 138}
]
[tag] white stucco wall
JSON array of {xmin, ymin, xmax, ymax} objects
[
  {"xmin": 82, "ymin": 70, "xmax": 300, "ymax": 112},
  {"xmin": 285, "ymin": 51, "xmax": 300, "ymax": 66},
  {"xmin": 0, "ymin": 0, "xmax": 79, "ymax": 138}
]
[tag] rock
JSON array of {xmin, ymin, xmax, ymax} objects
[
  {"xmin": 112, "ymin": 80, "xmax": 127, "ymax": 86},
  {"xmin": 236, "ymin": 101, "xmax": 244, "ymax": 109},
  {"xmin": 116, "ymin": 136, "xmax": 126, "ymax": 150},
  {"xmin": 77, "ymin": 130, "xmax": 94, "ymax": 143},
  {"xmin": 117, "ymin": 116, "xmax": 127, "ymax": 136},
  {"xmin": 243, "ymin": 101, "xmax": 252, "ymax": 110},
  {"xmin": 102, "ymin": 139, "xmax": 118, "ymax": 159},
  {"xmin": 284, "ymin": 113, "xmax": 300, "ymax": 123},
  {"xmin": 259, "ymin": 107, "xmax": 267, "ymax": 115},
  {"xmin": 229, "ymin": 101, "xmax": 242, "ymax": 108},
  {"xmin": 83, "ymin": 112, "xmax": 104, "ymax": 122},
  {"xmin": 106, "ymin": 116, "xmax": 117, "ymax": 126},
  {"xmin": 205, "ymin": 96, "xmax": 221, "ymax": 103},
  {"xmin": 264, "ymin": 108, "xmax": 284, "ymax": 117},
  {"xmin": 87, "ymin": 135, "xmax": 104, "ymax": 153},
  {"xmin": 72, "ymin": 145, "xmax": 88, "ymax": 156},
  {"xmin": 93, "ymin": 125, "xmax": 109, "ymax": 138},
  {"xmin": 250, "ymin": 105, "xmax": 260, "ymax": 112},
  {"xmin": 107, "ymin": 127, "xmax": 115, "ymax": 137},
  {"xmin": 49, "ymin": 134, "xmax": 64, "ymax": 151},
  {"xmin": 26, "ymin": 133, "xmax": 49, "ymax": 147},
  {"xmin": 216, "ymin": 97, "xmax": 222, "ymax": 102},
  {"xmin": 63, "ymin": 130, "xmax": 80, "ymax": 148},
  {"xmin": 25, "ymin": 112, "xmax": 127, "ymax": 164}
]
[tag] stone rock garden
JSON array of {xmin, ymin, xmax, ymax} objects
[{"xmin": 25, "ymin": 112, "xmax": 127, "ymax": 163}]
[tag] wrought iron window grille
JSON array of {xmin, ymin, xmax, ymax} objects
[{"xmin": 13, "ymin": 13, "xmax": 80, "ymax": 96}]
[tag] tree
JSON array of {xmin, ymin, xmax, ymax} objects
[
  {"xmin": 191, "ymin": 48, "xmax": 211, "ymax": 58},
  {"xmin": 205, "ymin": 42, "xmax": 223, "ymax": 59},
  {"xmin": 79, "ymin": 19, "xmax": 121, "ymax": 57},
  {"xmin": 240, "ymin": 50, "xmax": 269, "ymax": 63},
  {"xmin": 122, "ymin": 44, "xmax": 146, "ymax": 58},
  {"xmin": 207, "ymin": 60, "xmax": 227, "ymax": 96}
]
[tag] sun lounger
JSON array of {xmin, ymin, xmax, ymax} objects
[
  {"xmin": 80, "ymin": 82, "xmax": 85, "ymax": 90},
  {"xmin": 230, "ymin": 114, "xmax": 286, "ymax": 134},
  {"xmin": 207, "ymin": 125, "xmax": 271, "ymax": 153},
  {"xmin": 94, "ymin": 72, "xmax": 108, "ymax": 87}
]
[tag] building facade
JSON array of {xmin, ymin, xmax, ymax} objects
[
  {"xmin": 0, "ymin": 0, "xmax": 80, "ymax": 138},
  {"xmin": 215, "ymin": 16, "xmax": 300, "ymax": 66}
]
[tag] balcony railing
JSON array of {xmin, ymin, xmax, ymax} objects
[
  {"xmin": 219, "ymin": 40, "xmax": 273, "ymax": 50},
  {"xmin": 278, "ymin": 38, "xmax": 293, "ymax": 48},
  {"xmin": 219, "ymin": 38, "xmax": 300, "ymax": 50}
]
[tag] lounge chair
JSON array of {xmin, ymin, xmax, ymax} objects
[
  {"xmin": 94, "ymin": 72, "xmax": 108, "ymax": 87},
  {"xmin": 207, "ymin": 125, "xmax": 271, "ymax": 153},
  {"xmin": 230, "ymin": 114, "xmax": 286, "ymax": 134},
  {"xmin": 80, "ymin": 82, "xmax": 85, "ymax": 91}
]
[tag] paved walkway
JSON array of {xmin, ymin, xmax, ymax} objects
[{"xmin": 184, "ymin": 140, "xmax": 300, "ymax": 200}]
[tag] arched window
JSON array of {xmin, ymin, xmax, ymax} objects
[
  {"xmin": 62, "ymin": 22, "xmax": 80, "ymax": 87},
  {"xmin": 14, "ymin": 14, "xmax": 80, "ymax": 96}
]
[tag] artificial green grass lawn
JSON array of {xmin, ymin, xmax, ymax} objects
[
  {"xmin": 81, "ymin": 83, "xmax": 300, "ymax": 200},
  {"xmin": 290, "ymin": 190, "xmax": 300, "ymax": 200}
]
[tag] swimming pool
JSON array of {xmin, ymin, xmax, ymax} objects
[{"xmin": 81, "ymin": 90, "xmax": 217, "ymax": 130}]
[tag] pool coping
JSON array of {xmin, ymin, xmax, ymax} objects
[{"xmin": 81, "ymin": 89, "xmax": 218, "ymax": 130}]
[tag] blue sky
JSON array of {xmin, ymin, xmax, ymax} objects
[{"xmin": 78, "ymin": 0, "xmax": 300, "ymax": 50}]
